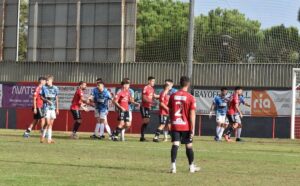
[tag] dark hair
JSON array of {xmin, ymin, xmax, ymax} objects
[
  {"xmin": 165, "ymin": 79, "xmax": 173, "ymax": 83},
  {"xmin": 163, "ymin": 83, "xmax": 169, "ymax": 89},
  {"xmin": 221, "ymin": 87, "xmax": 228, "ymax": 91},
  {"xmin": 180, "ymin": 76, "xmax": 190, "ymax": 87},
  {"xmin": 96, "ymin": 78, "xmax": 102, "ymax": 82},
  {"xmin": 121, "ymin": 78, "xmax": 130, "ymax": 85},
  {"xmin": 38, "ymin": 76, "xmax": 46, "ymax": 81},
  {"xmin": 148, "ymin": 76, "xmax": 155, "ymax": 81},
  {"xmin": 97, "ymin": 80, "xmax": 104, "ymax": 85},
  {"xmin": 79, "ymin": 81, "xmax": 86, "ymax": 86},
  {"xmin": 235, "ymin": 86, "xmax": 242, "ymax": 91}
]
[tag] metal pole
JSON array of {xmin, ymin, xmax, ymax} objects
[
  {"xmin": 187, "ymin": 0, "xmax": 195, "ymax": 78},
  {"xmin": 76, "ymin": 0, "xmax": 81, "ymax": 62},
  {"xmin": 291, "ymin": 68, "xmax": 297, "ymax": 139},
  {"xmin": 0, "ymin": 0, "xmax": 6, "ymax": 61},
  {"xmin": 32, "ymin": 2, "xmax": 38, "ymax": 62},
  {"xmin": 120, "ymin": 0, "xmax": 125, "ymax": 63}
]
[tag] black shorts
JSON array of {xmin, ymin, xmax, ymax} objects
[
  {"xmin": 159, "ymin": 115, "xmax": 169, "ymax": 125},
  {"xmin": 118, "ymin": 111, "xmax": 131, "ymax": 122},
  {"xmin": 171, "ymin": 131, "xmax": 193, "ymax": 144},
  {"xmin": 140, "ymin": 107, "xmax": 150, "ymax": 118},
  {"xmin": 33, "ymin": 108, "xmax": 45, "ymax": 120},
  {"xmin": 227, "ymin": 114, "xmax": 241, "ymax": 124},
  {"xmin": 71, "ymin": 109, "xmax": 81, "ymax": 120}
]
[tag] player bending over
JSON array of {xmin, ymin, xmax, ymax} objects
[
  {"xmin": 168, "ymin": 76, "xmax": 200, "ymax": 173},
  {"xmin": 70, "ymin": 81, "xmax": 89, "ymax": 139},
  {"xmin": 224, "ymin": 87, "xmax": 243, "ymax": 142},
  {"xmin": 112, "ymin": 78, "xmax": 139, "ymax": 141},
  {"xmin": 23, "ymin": 77, "xmax": 47, "ymax": 138},
  {"xmin": 209, "ymin": 87, "xmax": 229, "ymax": 141},
  {"xmin": 139, "ymin": 76, "xmax": 159, "ymax": 142},
  {"xmin": 89, "ymin": 80, "xmax": 112, "ymax": 140},
  {"xmin": 40, "ymin": 75, "xmax": 59, "ymax": 144},
  {"xmin": 153, "ymin": 83, "xmax": 171, "ymax": 142}
]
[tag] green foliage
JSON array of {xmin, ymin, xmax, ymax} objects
[{"xmin": 18, "ymin": 0, "xmax": 28, "ymax": 61}]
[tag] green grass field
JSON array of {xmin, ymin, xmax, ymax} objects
[{"xmin": 0, "ymin": 130, "xmax": 300, "ymax": 186}]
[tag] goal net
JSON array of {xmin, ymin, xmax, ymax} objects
[{"xmin": 291, "ymin": 68, "xmax": 300, "ymax": 139}]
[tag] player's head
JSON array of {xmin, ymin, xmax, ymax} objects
[
  {"xmin": 121, "ymin": 78, "xmax": 130, "ymax": 89},
  {"xmin": 148, "ymin": 76, "xmax": 155, "ymax": 87},
  {"xmin": 165, "ymin": 79, "xmax": 174, "ymax": 89},
  {"xmin": 38, "ymin": 76, "xmax": 46, "ymax": 86},
  {"xmin": 46, "ymin": 75, "xmax": 54, "ymax": 86},
  {"xmin": 220, "ymin": 87, "xmax": 228, "ymax": 96},
  {"xmin": 97, "ymin": 81, "xmax": 104, "ymax": 91},
  {"xmin": 234, "ymin": 86, "xmax": 243, "ymax": 95},
  {"xmin": 180, "ymin": 76, "xmax": 190, "ymax": 89},
  {"xmin": 163, "ymin": 83, "xmax": 171, "ymax": 91},
  {"xmin": 79, "ymin": 81, "xmax": 87, "ymax": 90},
  {"xmin": 96, "ymin": 78, "xmax": 102, "ymax": 83}
]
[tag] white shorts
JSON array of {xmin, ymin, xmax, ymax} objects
[
  {"xmin": 216, "ymin": 114, "xmax": 228, "ymax": 124},
  {"xmin": 95, "ymin": 110, "xmax": 108, "ymax": 120},
  {"xmin": 45, "ymin": 110, "xmax": 56, "ymax": 120}
]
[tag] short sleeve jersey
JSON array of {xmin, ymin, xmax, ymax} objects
[
  {"xmin": 141, "ymin": 85, "xmax": 155, "ymax": 108},
  {"xmin": 213, "ymin": 95, "xmax": 228, "ymax": 115},
  {"xmin": 168, "ymin": 90, "xmax": 196, "ymax": 131},
  {"xmin": 34, "ymin": 86, "xmax": 43, "ymax": 108},
  {"xmin": 41, "ymin": 85, "xmax": 59, "ymax": 110},
  {"xmin": 114, "ymin": 89, "xmax": 131, "ymax": 111},
  {"xmin": 92, "ymin": 88, "xmax": 111, "ymax": 113},
  {"xmin": 159, "ymin": 90, "xmax": 170, "ymax": 115},
  {"xmin": 227, "ymin": 93, "xmax": 240, "ymax": 115},
  {"xmin": 70, "ymin": 88, "xmax": 84, "ymax": 110}
]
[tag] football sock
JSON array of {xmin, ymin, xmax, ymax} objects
[
  {"xmin": 216, "ymin": 126, "xmax": 221, "ymax": 137},
  {"xmin": 237, "ymin": 128, "xmax": 242, "ymax": 139},
  {"xmin": 171, "ymin": 145, "xmax": 179, "ymax": 163},
  {"xmin": 48, "ymin": 128, "xmax": 52, "ymax": 140},
  {"xmin": 155, "ymin": 129, "xmax": 162, "ymax": 137},
  {"xmin": 186, "ymin": 147, "xmax": 194, "ymax": 165},
  {"xmin": 72, "ymin": 121, "xmax": 81, "ymax": 133},
  {"xmin": 219, "ymin": 127, "xmax": 225, "ymax": 139},
  {"xmin": 141, "ymin": 124, "xmax": 147, "ymax": 138},
  {"xmin": 99, "ymin": 123, "xmax": 105, "ymax": 136},
  {"xmin": 94, "ymin": 123, "xmax": 101, "ymax": 136},
  {"xmin": 105, "ymin": 124, "xmax": 112, "ymax": 136}
]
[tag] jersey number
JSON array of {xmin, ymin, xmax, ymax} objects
[{"xmin": 175, "ymin": 101, "xmax": 183, "ymax": 117}]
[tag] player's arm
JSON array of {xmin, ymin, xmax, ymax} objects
[
  {"xmin": 40, "ymin": 88, "xmax": 52, "ymax": 105},
  {"xmin": 33, "ymin": 92, "xmax": 38, "ymax": 114},
  {"xmin": 56, "ymin": 96, "xmax": 59, "ymax": 115},
  {"xmin": 154, "ymin": 93, "xmax": 160, "ymax": 99},
  {"xmin": 209, "ymin": 102, "xmax": 215, "ymax": 119},
  {"xmin": 130, "ymin": 96, "xmax": 140, "ymax": 106},
  {"xmin": 244, "ymin": 102, "xmax": 251, "ymax": 107},
  {"xmin": 235, "ymin": 103, "xmax": 243, "ymax": 118},
  {"xmin": 189, "ymin": 109, "xmax": 196, "ymax": 138},
  {"xmin": 142, "ymin": 94, "xmax": 152, "ymax": 103},
  {"xmin": 113, "ymin": 96, "xmax": 125, "ymax": 111}
]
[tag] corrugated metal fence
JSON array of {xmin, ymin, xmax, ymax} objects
[{"xmin": 0, "ymin": 61, "xmax": 298, "ymax": 87}]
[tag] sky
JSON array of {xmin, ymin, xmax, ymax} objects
[{"xmin": 182, "ymin": 0, "xmax": 300, "ymax": 30}]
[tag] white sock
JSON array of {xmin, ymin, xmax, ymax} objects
[
  {"xmin": 216, "ymin": 126, "xmax": 221, "ymax": 136},
  {"xmin": 42, "ymin": 129, "xmax": 47, "ymax": 138},
  {"xmin": 121, "ymin": 129, "xmax": 125, "ymax": 138},
  {"xmin": 237, "ymin": 128, "xmax": 242, "ymax": 138},
  {"xmin": 28, "ymin": 128, "xmax": 32, "ymax": 132},
  {"xmin": 99, "ymin": 124, "xmax": 105, "ymax": 136},
  {"xmin": 48, "ymin": 128, "xmax": 52, "ymax": 140},
  {"xmin": 105, "ymin": 124, "xmax": 112, "ymax": 136},
  {"xmin": 218, "ymin": 127, "xmax": 225, "ymax": 140},
  {"xmin": 171, "ymin": 162, "xmax": 176, "ymax": 169},
  {"xmin": 94, "ymin": 123, "xmax": 101, "ymax": 136},
  {"xmin": 164, "ymin": 130, "xmax": 168, "ymax": 139}
]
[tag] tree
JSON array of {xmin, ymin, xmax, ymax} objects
[{"xmin": 18, "ymin": 0, "xmax": 28, "ymax": 61}]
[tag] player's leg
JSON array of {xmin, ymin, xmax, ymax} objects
[
  {"xmin": 140, "ymin": 107, "xmax": 150, "ymax": 141},
  {"xmin": 121, "ymin": 111, "xmax": 132, "ymax": 141},
  {"xmin": 215, "ymin": 114, "xmax": 223, "ymax": 141},
  {"xmin": 170, "ymin": 131, "xmax": 180, "ymax": 173},
  {"xmin": 23, "ymin": 119, "xmax": 39, "ymax": 138},
  {"xmin": 91, "ymin": 111, "xmax": 101, "ymax": 139},
  {"xmin": 224, "ymin": 115, "xmax": 236, "ymax": 142},
  {"xmin": 71, "ymin": 110, "xmax": 82, "ymax": 139},
  {"xmin": 41, "ymin": 109, "xmax": 51, "ymax": 143},
  {"xmin": 153, "ymin": 115, "xmax": 166, "ymax": 142},
  {"xmin": 47, "ymin": 110, "xmax": 56, "ymax": 144},
  {"xmin": 163, "ymin": 123, "xmax": 169, "ymax": 142},
  {"xmin": 112, "ymin": 111, "xmax": 126, "ymax": 141},
  {"xmin": 235, "ymin": 115, "xmax": 243, "ymax": 142},
  {"xmin": 102, "ymin": 112, "xmax": 112, "ymax": 139},
  {"xmin": 183, "ymin": 132, "xmax": 200, "ymax": 173}
]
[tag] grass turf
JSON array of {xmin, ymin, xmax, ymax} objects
[{"xmin": 0, "ymin": 129, "xmax": 300, "ymax": 186}]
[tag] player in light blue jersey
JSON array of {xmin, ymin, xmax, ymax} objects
[
  {"xmin": 88, "ymin": 80, "xmax": 113, "ymax": 139},
  {"xmin": 235, "ymin": 95, "xmax": 250, "ymax": 142},
  {"xmin": 209, "ymin": 87, "xmax": 229, "ymax": 141},
  {"xmin": 40, "ymin": 75, "xmax": 59, "ymax": 144}
]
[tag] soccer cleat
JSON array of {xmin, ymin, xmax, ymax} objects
[
  {"xmin": 214, "ymin": 136, "xmax": 219, "ymax": 141},
  {"xmin": 90, "ymin": 134, "xmax": 98, "ymax": 139},
  {"xmin": 70, "ymin": 133, "xmax": 79, "ymax": 140},
  {"xmin": 140, "ymin": 137, "xmax": 147, "ymax": 142},
  {"xmin": 153, "ymin": 136, "xmax": 159, "ymax": 143},
  {"xmin": 189, "ymin": 164, "xmax": 201, "ymax": 173},
  {"xmin": 224, "ymin": 135, "xmax": 233, "ymax": 142},
  {"xmin": 163, "ymin": 138, "xmax": 168, "ymax": 142},
  {"xmin": 23, "ymin": 132, "xmax": 30, "ymax": 138},
  {"xmin": 47, "ymin": 139, "xmax": 55, "ymax": 144},
  {"xmin": 236, "ymin": 138, "xmax": 244, "ymax": 142},
  {"xmin": 170, "ymin": 168, "xmax": 176, "ymax": 174},
  {"xmin": 100, "ymin": 135, "xmax": 105, "ymax": 139},
  {"xmin": 40, "ymin": 136, "xmax": 45, "ymax": 143}
]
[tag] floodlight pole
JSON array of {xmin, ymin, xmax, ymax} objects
[{"xmin": 187, "ymin": 0, "xmax": 195, "ymax": 79}]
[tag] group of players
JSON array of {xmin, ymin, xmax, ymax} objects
[{"xmin": 22, "ymin": 74, "xmax": 248, "ymax": 173}]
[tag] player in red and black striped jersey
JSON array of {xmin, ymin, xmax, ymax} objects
[
  {"xmin": 70, "ymin": 81, "xmax": 88, "ymax": 139},
  {"xmin": 139, "ymin": 76, "xmax": 159, "ymax": 142},
  {"xmin": 23, "ymin": 77, "xmax": 47, "ymax": 138},
  {"xmin": 168, "ymin": 76, "xmax": 200, "ymax": 173}
]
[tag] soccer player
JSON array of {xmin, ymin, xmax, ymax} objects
[
  {"xmin": 139, "ymin": 76, "xmax": 159, "ymax": 142},
  {"xmin": 209, "ymin": 87, "xmax": 229, "ymax": 141},
  {"xmin": 153, "ymin": 83, "xmax": 171, "ymax": 142},
  {"xmin": 224, "ymin": 87, "xmax": 243, "ymax": 142},
  {"xmin": 168, "ymin": 76, "xmax": 200, "ymax": 173},
  {"xmin": 40, "ymin": 75, "xmax": 59, "ymax": 144},
  {"xmin": 70, "ymin": 81, "xmax": 89, "ymax": 139},
  {"xmin": 23, "ymin": 77, "xmax": 47, "ymax": 138},
  {"xmin": 89, "ymin": 80, "xmax": 112, "ymax": 139},
  {"xmin": 112, "ymin": 79, "xmax": 139, "ymax": 141},
  {"xmin": 235, "ymin": 94, "xmax": 251, "ymax": 142}
]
